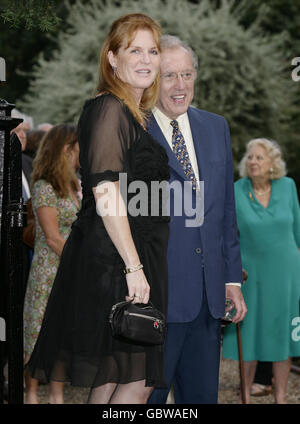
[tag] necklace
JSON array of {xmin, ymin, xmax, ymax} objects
[{"xmin": 253, "ymin": 186, "xmax": 271, "ymax": 196}]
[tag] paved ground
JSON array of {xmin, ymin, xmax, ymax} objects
[{"xmin": 33, "ymin": 356, "xmax": 300, "ymax": 404}]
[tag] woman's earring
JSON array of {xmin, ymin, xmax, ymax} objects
[
  {"xmin": 270, "ymin": 167, "xmax": 274, "ymax": 177},
  {"xmin": 112, "ymin": 66, "xmax": 117, "ymax": 80}
]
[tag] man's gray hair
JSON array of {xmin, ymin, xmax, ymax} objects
[
  {"xmin": 11, "ymin": 108, "xmax": 34, "ymax": 129},
  {"xmin": 37, "ymin": 123, "xmax": 53, "ymax": 132},
  {"xmin": 160, "ymin": 35, "xmax": 198, "ymax": 70}
]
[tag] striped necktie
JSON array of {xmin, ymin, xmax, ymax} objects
[{"xmin": 170, "ymin": 119, "xmax": 197, "ymax": 190}]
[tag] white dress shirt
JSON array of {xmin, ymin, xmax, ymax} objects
[
  {"xmin": 152, "ymin": 107, "xmax": 241, "ymax": 288},
  {"xmin": 22, "ymin": 170, "xmax": 31, "ymax": 202},
  {"xmin": 152, "ymin": 107, "xmax": 200, "ymax": 185}
]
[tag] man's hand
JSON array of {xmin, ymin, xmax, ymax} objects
[{"xmin": 225, "ymin": 285, "xmax": 247, "ymax": 323}]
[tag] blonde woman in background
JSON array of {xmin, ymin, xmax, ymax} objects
[{"xmin": 222, "ymin": 138, "xmax": 300, "ymax": 404}]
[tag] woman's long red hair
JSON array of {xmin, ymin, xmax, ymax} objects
[{"xmin": 96, "ymin": 13, "xmax": 161, "ymax": 126}]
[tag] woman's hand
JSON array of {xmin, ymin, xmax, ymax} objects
[
  {"xmin": 93, "ymin": 181, "xmax": 151, "ymax": 304},
  {"xmin": 125, "ymin": 270, "xmax": 150, "ymax": 304}
]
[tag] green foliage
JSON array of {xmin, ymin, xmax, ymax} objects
[
  {"xmin": 235, "ymin": 0, "xmax": 300, "ymax": 56},
  {"xmin": 19, "ymin": 0, "xmax": 292, "ymax": 168},
  {"xmin": 232, "ymin": 0, "xmax": 300, "ymax": 186},
  {"xmin": 0, "ymin": 1, "xmax": 78, "ymax": 103},
  {"xmin": 0, "ymin": 0, "xmax": 61, "ymax": 31}
]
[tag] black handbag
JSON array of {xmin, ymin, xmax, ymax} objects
[{"xmin": 109, "ymin": 300, "xmax": 166, "ymax": 345}]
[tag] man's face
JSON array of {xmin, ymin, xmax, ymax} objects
[
  {"xmin": 11, "ymin": 122, "xmax": 31, "ymax": 151},
  {"xmin": 157, "ymin": 47, "xmax": 196, "ymax": 119}
]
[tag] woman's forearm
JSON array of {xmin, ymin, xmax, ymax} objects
[
  {"xmin": 93, "ymin": 181, "xmax": 140, "ymax": 267},
  {"xmin": 45, "ymin": 234, "xmax": 66, "ymax": 257},
  {"xmin": 36, "ymin": 206, "xmax": 67, "ymax": 257},
  {"xmin": 93, "ymin": 181, "xmax": 150, "ymax": 304}
]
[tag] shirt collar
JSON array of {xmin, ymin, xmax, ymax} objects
[{"xmin": 152, "ymin": 107, "xmax": 189, "ymax": 133}]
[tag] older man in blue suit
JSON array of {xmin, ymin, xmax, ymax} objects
[{"xmin": 147, "ymin": 35, "xmax": 247, "ymax": 404}]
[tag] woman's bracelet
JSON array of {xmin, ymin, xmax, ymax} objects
[{"xmin": 124, "ymin": 263, "xmax": 143, "ymax": 274}]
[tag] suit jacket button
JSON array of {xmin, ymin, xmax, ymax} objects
[{"xmin": 195, "ymin": 248, "xmax": 202, "ymax": 254}]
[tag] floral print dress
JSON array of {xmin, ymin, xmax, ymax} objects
[{"xmin": 24, "ymin": 179, "xmax": 80, "ymax": 357}]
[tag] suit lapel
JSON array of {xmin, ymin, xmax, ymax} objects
[
  {"xmin": 187, "ymin": 107, "xmax": 211, "ymax": 212},
  {"xmin": 148, "ymin": 110, "xmax": 212, "ymax": 214},
  {"xmin": 148, "ymin": 114, "xmax": 187, "ymax": 181}
]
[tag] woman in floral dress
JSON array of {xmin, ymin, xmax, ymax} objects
[{"xmin": 24, "ymin": 124, "xmax": 81, "ymax": 404}]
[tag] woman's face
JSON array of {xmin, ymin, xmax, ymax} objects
[
  {"xmin": 108, "ymin": 29, "xmax": 160, "ymax": 100},
  {"xmin": 11, "ymin": 121, "xmax": 31, "ymax": 151},
  {"xmin": 246, "ymin": 145, "xmax": 273, "ymax": 180}
]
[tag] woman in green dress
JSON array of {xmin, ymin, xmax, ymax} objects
[{"xmin": 222, "ymin": 138, "xmax": 300, "ymax": 404}]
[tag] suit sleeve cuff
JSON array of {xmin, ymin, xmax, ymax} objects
[{"xmin": 226, "ymin": 282, "xmax": 242, "ymax": 287}]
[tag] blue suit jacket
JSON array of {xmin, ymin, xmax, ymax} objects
[{"xmin": 148, "ymin": 107, "xmax": 243, "ymax": 322}]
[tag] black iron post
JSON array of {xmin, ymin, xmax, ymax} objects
[{"xmin": 0, "ymin": 97, "xmax": 24, "ymax": 404}]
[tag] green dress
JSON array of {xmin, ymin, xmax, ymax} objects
[
  {"xmin": 222, "ymin": 177, "xmax": 300, "ymax": 361},
  {"xmin": 24, "ymin": 179, "xmax": 80, "ymax": 357}
]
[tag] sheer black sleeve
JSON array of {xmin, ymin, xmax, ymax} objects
[{"xmin": 79, "ymin": 94, "xmax": 132, "ymax": 189}]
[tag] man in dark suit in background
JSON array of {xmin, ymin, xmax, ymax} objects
[{"xmin": 148, "ymin": 35, "xmax": 247, "ymax": 404}]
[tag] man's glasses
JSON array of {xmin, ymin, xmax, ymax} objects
[{"xmin": 161, "ymin": 71, "xmax": 196, "ymax": 82}]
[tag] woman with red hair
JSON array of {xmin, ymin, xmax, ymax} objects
[{"xmin": 26, "ymin": 13, "xmax": 170, "ymax": 404}]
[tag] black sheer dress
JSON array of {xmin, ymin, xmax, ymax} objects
[{"xmin": 26, "ymin": 94, "xmax": 170, "ymax": 388}]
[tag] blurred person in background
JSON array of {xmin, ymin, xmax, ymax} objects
[
  {"xmin": 36, "ymin": 123, "xmax": 53, "ymax": 132},
  {"xmin": 222, "ymin": 138, "xmax": 300, "ymax": 404},
  {"xmin": 24, "ymin": 129, "xmax": 46, "ymax": 160},
  {"xmin": 23, "ymin": 124, "xmax": 81, "ymax": 404},
  {"xmin": 11, "ymin": 109, "xmax": 34, "ymax": 150},
  {"xmin": 11, "ymin": 109, "xmax": 34, "ymax": 201},
  {"xmin": 251, "ymin": 361, "xmax": 273, "ymax": 397}
]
